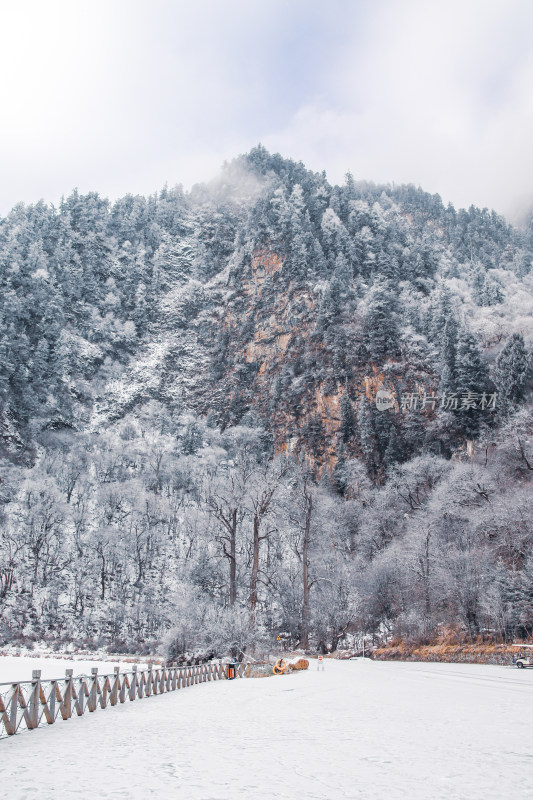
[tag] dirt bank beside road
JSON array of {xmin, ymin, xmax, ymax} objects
[{"xmin": 372, "ymin": 641, "xmax": 526, "ymax": 666}]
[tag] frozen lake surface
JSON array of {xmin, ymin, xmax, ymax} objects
[
  {"xmin": 2, "ymin": 658, "xmax": 532, "ymax": 799},
  {"xmin": 0, "ymin": 653, "xmax": 150, "ymax": 683}
]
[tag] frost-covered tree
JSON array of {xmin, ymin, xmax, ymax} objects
[{"xmin": 493, "ymin": 333, "xmax": 530, "ymax": 414}]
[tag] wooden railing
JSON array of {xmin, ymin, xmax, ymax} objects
[{"xmin": 0, "ymin": 661, "xmax": 245, "ymax": 739}]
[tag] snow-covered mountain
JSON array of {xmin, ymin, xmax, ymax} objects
[{"xmin": 0, "ymin": 147, "xmax": 531, "ymax": 655}]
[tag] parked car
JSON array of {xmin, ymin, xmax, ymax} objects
[{"xmin": 512, "ymin": 644, "xmax": 533, "ymax": 668}]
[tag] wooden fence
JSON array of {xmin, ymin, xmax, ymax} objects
[{"xmin": 0, "ymin": 661, "xmax": 245, "ymax": 739}]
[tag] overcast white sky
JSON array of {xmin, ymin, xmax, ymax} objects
[{"xmin": 1, "ymin": 0, "xmax": 532, "ymax": 220}]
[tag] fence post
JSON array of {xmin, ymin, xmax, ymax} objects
[
  {"xmin": 28, "ymin": 670, "xmax": 41, "ymax": 730},
  {"xmin": 111, "ymin": 667, "xmax": 120, "ymax": 706},
  {"xmin": 46, "ymin": 680, "xmax": 57, "ymax": 723},
  {"xmin": 147, "ymin": 662, "xmax": 153, "ymax": 696},
  {"xmin": 61, "ymin": 669, "xmax": 73, "ymax": 719},
  {"xmin": 119, "ymin": 671, "xmax": 127, "ymax": 704},
  {"xmin": 129, "ymin": 665, "xmax": 137, "ymax": 701},
  {"xmin": 88, "ymin": 668, "xmax": 98, "ymax": 712},
  {"xmin": 101, "ymin": 673, "xmax": 110, "ymax": 708},
  {"xmin": 0, "ymin": 686, "xmax": 16, "ymax": 735},
  {"xmin": 76, "ymin": 676, "xmax": 86, "ymax": 716},
  {"xmin": 7, "ymin": 684, "xmax": 19, "ymax": 735}
]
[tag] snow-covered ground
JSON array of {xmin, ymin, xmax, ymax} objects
[{"xmin": 2, "ymin": 658, "xmax": 532, "ymax": 799}]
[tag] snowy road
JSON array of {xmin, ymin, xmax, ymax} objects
[{"xmin": 2, "ymin": 659, "xmax": 532, "ymax": 799}]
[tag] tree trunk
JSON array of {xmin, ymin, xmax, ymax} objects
[
  {"xmin": 211, "ymin": 499, "xmax": 239, "ymax": 607},
  {"xmin": 300, "ymin": 491, "xmax": 312, "ymax": 649},
  {"xmin": 422, "ymin": 532, "xmax": 431, "ymax": 635},
  {"xmin": 229, "ymin": 507, "xmax": 237, "ymax": 605},
  {"xmin": 249, "ymin": 512, "xmax": 260, "ymax": 628}
]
